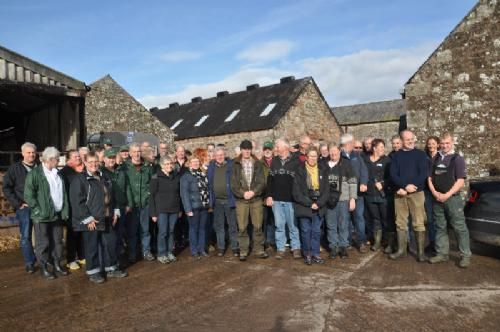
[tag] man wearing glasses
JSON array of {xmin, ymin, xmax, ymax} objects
[{"xmin": 340, "ymin": 134, "xmax": 369, "ymax": 253}]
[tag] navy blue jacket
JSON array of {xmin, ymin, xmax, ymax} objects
[
  {"xmin": 341, "ymin": 150, "xmax": 368, "ymax": 187},
  {"xmin": 180, "ymin": 171, "xmax": 205, "ymax": 213},
  {"xmin": 390, "ymin": 148, "xmax": 429, "ymax": 192},
  {"xmin": 207, "ymin": 159, "xmax": 236, "ymax": 208}
]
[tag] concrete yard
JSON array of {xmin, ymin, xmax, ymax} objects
[{"xmin": 1, "ymin": 245, "xmax": 499, "ymax": 332}]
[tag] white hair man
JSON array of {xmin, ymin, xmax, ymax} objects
[
  {"xmin": 24, "ymin": 147, "xmax": 70, "ymax": 279},
  {"xmin": 340, "ymin": 133, "xmax": 369, "ymax": 253},
  {"xmin": 265, "ymin": 138, "xmax": 302, "ymax": 259}
]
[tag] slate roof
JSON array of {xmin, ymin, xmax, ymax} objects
[
  {"xmin": 331, "ymin": 99, "xmax": 405, "ymax": 126},
  {"xmin": 151, "ymin": 77, "xmax": 319, "ymax": 140}
]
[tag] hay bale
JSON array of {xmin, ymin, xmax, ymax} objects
[{"xmin": 0, "ymin": 234, "xmax": 20, "ymax": 252}]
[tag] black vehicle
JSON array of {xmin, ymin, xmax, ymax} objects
[{"xmin": 465, "ymin": 178, "xmax": 500, "ymax": 247}]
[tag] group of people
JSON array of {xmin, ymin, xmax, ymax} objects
[{"xmin": 2, "ymin": 129, "xmax": 472, "ymax": 284}]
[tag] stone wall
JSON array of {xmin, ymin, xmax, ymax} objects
[
  {"xmin": 85, "ymin": 75, "xmax": 175, "ymax": 148},
  {"xmin": 342, "ymin": 121, "xmax": 401, "ymax": 147},
  {"xmin": 405, "ymin": 0, "xmax": 499, "ymax": 177},
  {"xmin": 273, "ymin": 82, "xmax": 342, "ymax": 144},
  {"xmin": 176, "ymin": 129, "xmax": 274, "ymax": 158},
  {"xmin": 175, "ymin": 81, "xmax": 342, "ymax": 156}
]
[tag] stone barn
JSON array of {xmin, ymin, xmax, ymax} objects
[
  {"xmin": 151, "ymin": 76, "xmax": 341, "ymax": 154},
  {"xmin": 331, "ymin": 99, "xmax": 406, "ymax": 145},
  {"xmin": 85, "ymin": 75, "xmax": 175, "ymax": 148},
  {"xmin": 405, "ymin": 0, "xmax": 499, "ymax": 177}
]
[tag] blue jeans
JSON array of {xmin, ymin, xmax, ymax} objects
[
  {"xmin": 127, "ymin": 206, "xmax": 150, "ymax": 258},
  {"xmin": 188, "ymin": 209, "xmax": 208, "ymax": 255},
  {"xmin": 424, "ymin": 190, "xmax": 436, "ymax": 243},
  {"xmin": 326, "ymin": 201, "xmax": 350, "ymax": 249},
  {"xmin": 299, "ymin": 214, "xmax": 322, "ymax": 257},
  {"xmin": 157, "ymin": 213, "xmax": 178, "ymax": 256},
  {"xmin": 213, "ymin": 200, "xmax": 238, "ymax": 251},
  {"xmin": 349, "ymin": 197, "xmax": 366, "ymax": 244},
  {"xmin": 273, "ymin": 201, "xmax": 301, "ymax": 251},
  {"xmin": 16, "ymin": 207, "xmax": 36, "ymax": 266}
]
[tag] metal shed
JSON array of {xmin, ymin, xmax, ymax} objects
[{"xmin": 0, "ymin": 45, "xmax": 87, "ymax": 167}]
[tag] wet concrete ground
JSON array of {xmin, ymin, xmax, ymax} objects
[{"xmin": 1, "ymin": 245, "xmax": 499, "ymax": 332}]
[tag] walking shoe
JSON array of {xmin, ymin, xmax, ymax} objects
[
  {"xmin": 53, "ymin": 262, "xmax": 69, "ymax": 276},
  {"xmin": 40, "ymin": 264, "xmax": 55, "ymax": 280},
  {"xmin": 339, "ymin": 247, "xmax": 348, "ymax": 259},
  {"xmin": 128, "ymin": 256, "xmax": 137, "ymax": 264},
  {"xmin": 167, "ymin": 253, "xmax": 177, "ymax": 262},
  {"xmin": 329, "ymin": 247, "xmax": 338, "ymax": 259},
  {"xmin": 192, "ymin": 254, "xmax": 200, "ymax": 260},
  {"xmin": 232, "ymin": 250, "xmax": 240, "ymax": 257},
  {"xmin": 359, "ymin": 244, "xmax": 369, "ymax": 253},
  {"xmin": 89, "ymin": 273, "xmax": 105, "ymax": 284},
  {"xmin": 217, "ymin": 250, "xmax": 224, "ymax": 257},
  {"xmin": 158, "ymin": 256, "xmax": 170, "ymax": 264},
  {"xmin": 239, "ymin": 254, "xmax": 247, "ymax": 262},
  {"xmin": 312, "ymin": 256, "xmax": 325, "ymax": 264},
  {"xmin": 275, "ymin": 251, "xmax": 285, "ymax": 260},
  {"xmin": 143, "ymin": 251, "xmax": 155, "ymax": 261},
  {"xmin": 67, "ymin": 261, "xmax": 80, "ymax": 270},
  {"xmin": 304, "ymin": 256, "xmax": 312, "ymax": 265},
  {"xmin": 106, "ymin": 270, "xmax": 128, "ymax": 278},
  {"xmin": 458, "ymin": 256, "xmax": 470, "ymax": 269},
  {"xmin": 257, "ymin": 251, "xmax": 269, "ymax": 259},
  {"xmin": 428, "ymin": 254, "xmax": 449, "ymax": 264},
  {"xmin": 25, "ymin": 264, "xmax": 35, "ymax": 274},
  {"xmin": 292, "ymin": 249, "xmax": 302, "ymax": 259},
  {"xmin": 200, "ymin": 252, "xmax": 209, "ymax": 258}
]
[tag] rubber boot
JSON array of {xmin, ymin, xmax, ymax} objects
[
  {"xmin": 383, "ymin": 232, "xmax": 396, "ymax": 254},
  {"xmin": 415, "ymin": 231, "xmax": 427, "ymax": 262},
  {"xmin": 371, "ymin": 230, "xmax": 382, "ymax": 251},
  {"xmin": 389, "ymin": 231, "xmax": 407, "ymax": 260}
]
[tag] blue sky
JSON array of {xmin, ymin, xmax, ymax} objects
[{"xmin": 0, "ymin": 0, "xmax": 477, "ymax": 107}]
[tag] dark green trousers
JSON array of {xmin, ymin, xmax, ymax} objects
[{"xmin": 433, "ymin": 195, "xmax": 471, "ymax": 258}]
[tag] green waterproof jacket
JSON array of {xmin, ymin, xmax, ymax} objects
[
  {"xmin": 24, "ymin": 165, "xmax": 69, "ymax": 222},
  {"xmin": 123, "ymin": 160, "xmax": 153, "ymax": 208},
  {"xmin": 101, "ymin": 165, "xmax": 128, "ymax": 209}
]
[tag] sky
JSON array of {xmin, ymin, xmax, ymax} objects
[{"xmin": 0, "ymin": 0, "xmax": 477, "ymax": 108}]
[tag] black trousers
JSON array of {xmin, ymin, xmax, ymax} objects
[
  {"xmin": 82, "ymin": 222, "xmax": 118, "ymax": 275},
  {"xmin": 34, "ymin": 219, "xmax": 64, "ymax": 266},
  {"xmin": 66, "ymin": 223, "xmax": 84, "ymax": 262},
  {"xmin": 366, "ymin": 201, "xmax": 393, "ymax": 232}
]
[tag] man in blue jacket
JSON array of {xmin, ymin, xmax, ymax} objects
[
  {"xmin": 340, "ymin": 134, "xmax": 369, "ymax": 253},
  {"xmin": 207, "ymin": 147, "xmax": 238, "ymax": 257},
  {"xmin": 389, "ymin": 130, "xmax": 428, "ymax": 262}
]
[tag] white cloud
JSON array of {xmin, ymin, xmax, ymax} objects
[
  {"xmin": 159, "ymin": 51, "xmax": 201, "ymax": 62},
  {"xmin": 298, "ymin": 43, "xmax": 437, "ymax": 106},
  {"xmin": 140, "ymin": 67, "xmax": 292, "ymax": 108},
  {"xmin": 139, "ymin": 43, "xmax": 437, "ymax": 108},
  {"xmin": 236, "ymin": 40, "xmax": 295, "ymax": 63}
]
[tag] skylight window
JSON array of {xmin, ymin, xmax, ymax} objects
[
  {"xmin": 225, "ymin": 109, "xmax": 240, "ymax": 122},
  {"xmin": 259, "ymin": 103, "xmax": 277, "ymax": 117},
  {"xmin": 170, "ymin": 119, "xmax": 183, "ymax": 130},
  {"xmin": 194, "ymin": 115, "xmax": 209, "ymax": 127}
]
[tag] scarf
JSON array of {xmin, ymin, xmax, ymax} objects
[
  {"xmin": 305, "ymin": 163, "xmax": 319, "ymax": 190},
  {"xmin": 191, "ymin": 169, "xmax": 209, "ymax": 208}
]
